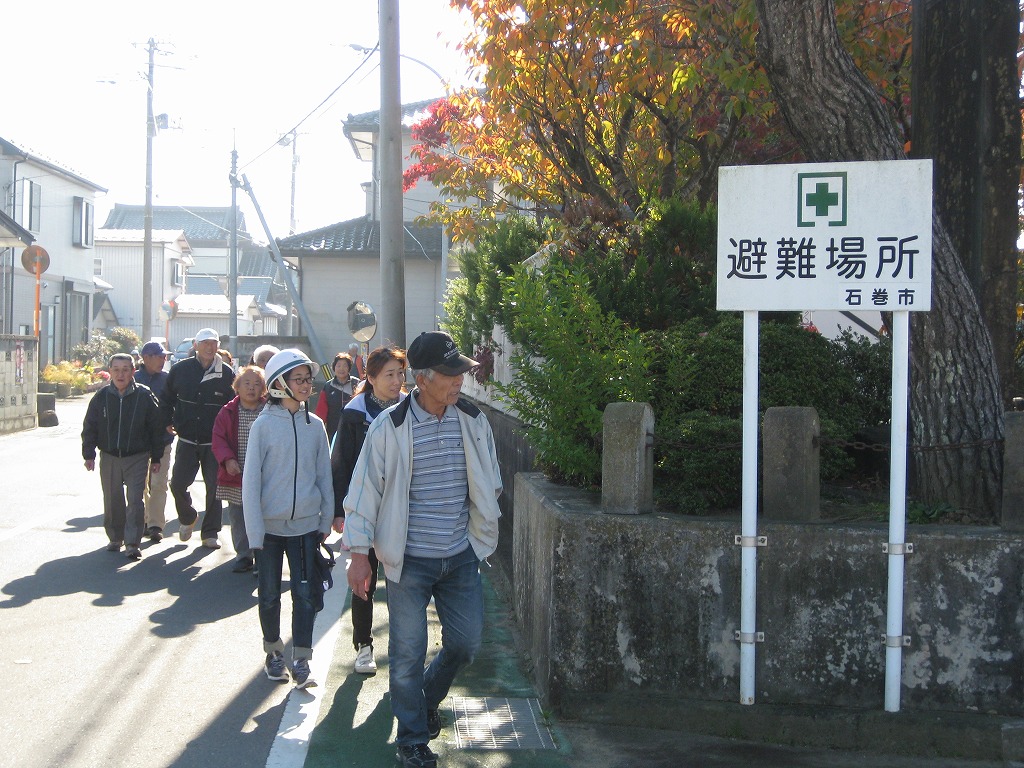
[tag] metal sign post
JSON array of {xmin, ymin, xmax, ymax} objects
[
  {"xmin": 21, "ymin": 245, "xmax": 50, "ymax": 339},
  {"xmin": 717, "ymin": 160, "xmax": 932, "ymax": 710}
]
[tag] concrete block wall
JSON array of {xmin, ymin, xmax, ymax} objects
[
  {"xmin": 0, "ymin": 336, "xmax": 38, "ymax": 434},
  {"xmin": 514, "ymin": 471, "xmax": 1024, "ymax": 718}
]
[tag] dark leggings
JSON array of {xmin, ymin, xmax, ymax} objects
[{"xmin": 352, "ymin": 547, "xmax": 380, "ymax": 648}]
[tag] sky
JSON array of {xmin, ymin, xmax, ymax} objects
[{"xmin": 3, "ymin": 0, "xmax": 479, "ymax": 242}]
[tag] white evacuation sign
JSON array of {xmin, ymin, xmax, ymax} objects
[{"xmin": 717, "ymin": 160, "xmax": 933, "ymax": 311}]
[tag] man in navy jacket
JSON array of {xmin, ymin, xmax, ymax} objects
[{"xmin": 159, "ymin": 328, "xmax": 235, "ymax": 547}]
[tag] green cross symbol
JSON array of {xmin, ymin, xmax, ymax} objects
[{"xmin": 805, "ymin": 182, "xmax": 839, "ymax": 216}]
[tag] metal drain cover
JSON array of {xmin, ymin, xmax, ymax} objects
[{"xmin": 450, "ymin": 696, "xmax": 557, "ymax": 750}]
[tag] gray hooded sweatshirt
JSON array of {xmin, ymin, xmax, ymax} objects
[{"xmin": 241, "ymin": 402, "xmax": 334, "ymax": 549}]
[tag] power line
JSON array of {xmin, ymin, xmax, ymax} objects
[{"xmin": 238, "ymin": 47, "xmax": 379, "ymax": 172}]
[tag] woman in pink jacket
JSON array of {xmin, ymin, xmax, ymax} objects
[{"xmin": 212, "ymin": 366, "xmax": 268, "ymax": 573}]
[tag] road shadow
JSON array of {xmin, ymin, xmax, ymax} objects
[
  {"xmin": 305, "ymin": 673, "xmax": 394, "ymax": 768},
  {"xmin": 0, "ymin": 535, "xmax": 256, "ymax": 637},
  {"xmin": 167, "ymin": 678, "xmax": 290, "ymax": 768}
]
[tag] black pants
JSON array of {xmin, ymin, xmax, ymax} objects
[
  {"xmin": 352, "ymin": 546, "xmax": 380, "ymax": 649},
  {"xmin": 169, "ymin": 441, "xmax": 222, "ymax": 538}
]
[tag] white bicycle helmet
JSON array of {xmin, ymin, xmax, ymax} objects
[{"xmin": 264, "ymin": 348, "xmax": 317, "ymax": 400}]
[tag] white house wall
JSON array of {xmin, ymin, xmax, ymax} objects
[
  {"xmin": 96, "ymin": 242, "xmax": 180, "ymax": 337},
  {"xmin": 0, "ymin": 154, "xmax": 100, "ymax": 364},
  {"xmin": 299, "ymin": 256, "xmax": 442, "ymax": 358}
]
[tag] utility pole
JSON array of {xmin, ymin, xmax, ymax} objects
[
  {"xmin": 288, "ymin": 130, "xmax": 298, "ymax": 235},
  {"xmin": 379, "ymin": 0, "xmax": 406, "ymax": 347},
  {"xmin": 229, "ymin": 147, "xmax": 238, "ymax": 357},
  {"xmin": 142, "ymin": 38, "xmax": 156, "ymax": 342}
]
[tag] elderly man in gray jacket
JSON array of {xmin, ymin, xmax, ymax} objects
[{"xmin": 343, "ymin": 331, "xmax": 502, "ymax": 768}]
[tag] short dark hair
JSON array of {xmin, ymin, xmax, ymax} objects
[{"xmin": 108, "ymin": 352, "xmax": 135, "ymax": 368}]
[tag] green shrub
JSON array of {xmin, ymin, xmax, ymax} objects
[
  {"xmin": 564, "ymin": 197, "xmax": 718, "ymax": 330},
  {"xmin": 655, "ymin": 412, "xmax": 743, "ymax": 513},
  {"xmin": 646, "ymin": 316, "xmax": 886, "ymax": 510},
  {"xmin": 444, "ymin": 216, "xmax": 547, "ymax": 350},
  {"xmin": 69, "ymin": 332, "xmax": 119, "ymax": 368},
  {"xmin": 493, "ymin": 263, "xmax": 651, "ymax": 487},
  {"xmin": 108, "ymin": 327, "xmax": 142, "ymax": 355}
]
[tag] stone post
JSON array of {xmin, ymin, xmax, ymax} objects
[
  {"xmin": 1001, "ymin": 411, "xmax": 1024, "ymax": 530},
  {"xmin": 601, "ymin": 402, "xmax": 654, "ymax": 515},
  {"xmin": 762, "ymin": 406, "xmax": 820, "ymax": 521}
]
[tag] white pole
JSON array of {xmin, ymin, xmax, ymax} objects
[
  {"xmin": 739, "ymin": 309, "xmax": 759, "ymax": 705},
  {"xmin": 884, "ymin": 310, "xmax": 910, "ymax": 712}
]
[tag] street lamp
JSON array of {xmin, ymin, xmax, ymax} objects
[{"xmin": 348, "ymin": 43, "xmax": 448, "ymax": 85}]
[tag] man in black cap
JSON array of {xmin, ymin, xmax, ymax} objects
[
  {"xmin": 343, "ymin": 331, "xmax": 503, "ymax": 768},
  {"xmin": 135, "ymin": 340, "xmax": 174, "ymax": 540}
]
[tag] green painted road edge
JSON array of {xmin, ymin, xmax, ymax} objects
[{"xmin": 303, "ymin": 563, "xmax": 574, "ymax": 767}]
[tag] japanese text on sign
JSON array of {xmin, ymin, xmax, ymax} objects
[{"xmin": 717, "ymin": 161, "xmax": 932, "ymax": 312}]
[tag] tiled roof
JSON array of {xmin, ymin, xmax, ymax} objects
[
  {"xmin": 344, "ymin": 97, "xmax": 444, "ymax": 132},
  {"xmin": 276, "ymin": 216, "xmax": 442, "ymax": 261},
  {"xmin": 0, "ymin": 136, "xmax": 107, "ymax": 192},
  {"xmin": 101, "ymin": 204, "xmax": 248, "ymax": 242},
  {"xmin": 95, "ymin": 228, "xmax": 190, "ymax": 248},
  {"xmin": 174, "ymin": 293, "xmax": 256, "ymax": 315},
  {"xmin": 239, "ymin": 245, "xmax": 282, "ymax": 278},
  {"xmin": 187, "ymin": 275, "xmax": 274, "ymax": 305}
]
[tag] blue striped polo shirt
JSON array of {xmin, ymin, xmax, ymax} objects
[{"xmin": 405, "ymin": 391, "xmax": 470, "ymax": 559}]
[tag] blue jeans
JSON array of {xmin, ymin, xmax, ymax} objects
[
  {"xmin": 256, "ymin": 531, "xmax": 320, "ymax": 655},
  {"xmin": 387, "ymin": 546, "xmax": 482, "ymax": 745}
]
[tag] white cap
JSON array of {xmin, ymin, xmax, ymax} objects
[{"xmin": 194, "ymin": 328, "xmax": 219, "ymax": 343}]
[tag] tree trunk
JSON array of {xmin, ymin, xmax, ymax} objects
[
  {"xmin": 754, "ymin": 0, "xmax": 1004, "ymax": 519},
  {"xmin": 911, "ymin": 0, "xmax": 1021, "ymax": 406}
]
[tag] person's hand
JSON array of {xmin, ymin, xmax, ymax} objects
[
  {"xmin": 165, "ymin": 425, "xmax": 176, "ymax": 435},
  {"xmin": 332, "ymin": 517, "xmax": 345, "ymax": 535},
  {"xmin": 347, "ymin": 553, "xmax": 372, "ymax": 601},
  {"xmin": 84, "ymin": 459, "xmax": 95, "ymax": 472},
  {"xmin": 225, "ymin": 459, "xmax": 241, "ymax": 476},
  {"xmin": 150, "ymin": 462, "xmax": 161, "ymax": 474}
]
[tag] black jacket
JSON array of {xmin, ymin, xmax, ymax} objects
[
  {"xmin": 330, "ymin": 407, "xmax": 370, "ymax": 519},
  {"xmin": 159, "ymin": 356, "xmax": 235, "ymax": 444},
  {"xmin": 82, "ymin": 383, "xmax": 165, "ymax": 462}
]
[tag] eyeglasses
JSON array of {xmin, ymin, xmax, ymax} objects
[{"xmin": 287, "ymin": 376, "xmax": 314, "ymax": 386}]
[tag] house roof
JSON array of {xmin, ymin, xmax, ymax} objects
[
  {"xmin": 187, "ymin": 275, "xmax": 274, "ymax": 305},
  {"xmin": 343, "ymin": 97, "xmax": 443, "ymax": 161},
  {"xmin": 174, "ymin": 293, "xmax": 257, "ymax": 315},
  {"xmin": 344, "ymin": 97, "xmax": 444, "ymax": 132},
  {"xmin": 276, "ymin": 215, "xmax": 442, "ymax": 261},
  {"xmin": 0, "ymin": 137, "xmax": 107, "ymax": 192},
  {"xmin": 100, "ymin": 204, "xmax": 248, "ymax": 243},
  {"xmin": 239, "ymin": 244, "xmax": 287, "ymax": 279},
  {"xmin": 0, "ymin": 208, "xmax": 34, "ymax": 248}
]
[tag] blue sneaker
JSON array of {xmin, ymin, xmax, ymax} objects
[
  {"xmin": 264, "ymin": 652, "xmax": 288, "ymax": 682},
  {"xmin": 291, "ymin": 658, "xmax": 317, "ymax": 690}
]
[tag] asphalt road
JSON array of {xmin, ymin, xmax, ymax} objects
[{"xmin": 0, "ymin": 394, "xmax": 334, "ymax": 768}]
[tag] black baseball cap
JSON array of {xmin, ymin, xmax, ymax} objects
[{"xmin": 407, "ymin": 331, "xmax": 478, "ymax": 376}]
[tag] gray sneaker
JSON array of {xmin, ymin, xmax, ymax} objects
[
  {"xmin": 264, "ymin": 652, "xmax": 288, "ymax": 682},
  {"xmin": 291, "ymin": 658, "xmax": 317, "ymax": 690}
]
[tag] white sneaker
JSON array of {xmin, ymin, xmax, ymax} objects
[
  {"xmin": 201, "ymin": 537, "xmax": 221, "ymax": 549},
  {"xmin": 178, "ymin": 521, "xmax": 195, "ymax": 542},
  {"xmin": 354, "ymin": 644, "xmax": 377, "ymax": 674}
]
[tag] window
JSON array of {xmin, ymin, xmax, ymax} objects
[
  {"xmin": 172, "ymin": 261, "xmax": 185, "ymax": 287},
  {"xmin": 73, "ymin": 196, "xmax": 94, "ymax": 247},
  {"xmin": 93, "ymin": 256, "xmax": 103, "ymax": 276},
  {"xmin": 17, "ymin": 179, "xmax": 41, "ymax": 232}
]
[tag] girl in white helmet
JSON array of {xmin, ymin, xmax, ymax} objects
[{"xmin": 242, "ymin": 349, "xmax": 334, "ymax": 689}]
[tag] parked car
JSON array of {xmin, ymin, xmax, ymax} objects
[{"xmin": 170, "ymin": 337, "xmax": 194, "ymax": 364}]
